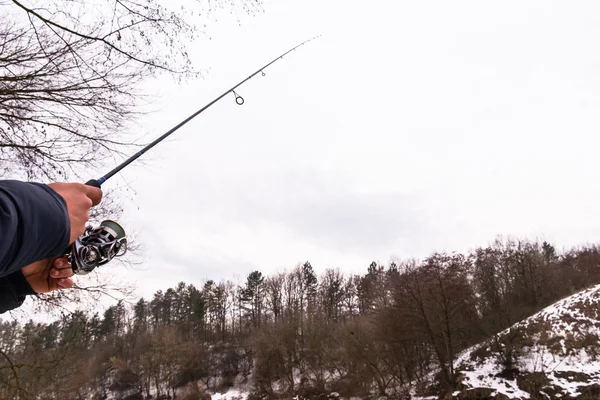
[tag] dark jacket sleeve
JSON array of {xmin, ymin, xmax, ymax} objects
[
  {"xmin": 0, "ymin": 270, "xmax": 36, "ymax": 314},
  {"xmin": 0, "ymin": 180, "xmax": 71, "ymax": 312}
]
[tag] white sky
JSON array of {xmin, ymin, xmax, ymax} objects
[{"xmin": 13, "ymin": 0, "xmax": 600, "ymax": 313}]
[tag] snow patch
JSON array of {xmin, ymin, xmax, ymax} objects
[{"xmin": 211, "ymin": 389, "xmax": 248, "ymax": 400}]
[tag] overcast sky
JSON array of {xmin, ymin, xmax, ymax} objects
[{"xmin": 17, "ymin": 0, "xmax": 600, "ymax": 313}]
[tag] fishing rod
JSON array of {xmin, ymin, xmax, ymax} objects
[{"xmin": 68, "ymin": 35, "xmax": 321, "ymax": 275}]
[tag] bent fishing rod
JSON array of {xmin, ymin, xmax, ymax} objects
[{"xmin": 67, "ymin": 35, "xmax": 321, "ymax": 275}]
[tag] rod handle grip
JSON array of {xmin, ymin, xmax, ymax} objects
[{"xmin": 85, "ymin": 179, "xmax": 101, "ymax": 188}]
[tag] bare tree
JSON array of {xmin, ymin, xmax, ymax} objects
[
  {"xmin": 264, "ymin": 272, "xmax": 285, "ymax": 323},
  {"xmin": 390, "ymin": 255, "xmax": 479, "ymax": 390},
  {"xmin": 319, "ymin": 268, "xmax": 345, "ymax": 323}
]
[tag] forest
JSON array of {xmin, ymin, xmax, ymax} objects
[{"xmin": 2, "ymin": 237, "xmax": 600, "ymax": 399}]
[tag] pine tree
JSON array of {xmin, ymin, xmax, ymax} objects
[{"xmin": 241, "ymin": 271, "xmax": 265, "ymax": 329}]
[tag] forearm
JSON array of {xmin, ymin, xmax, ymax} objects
[{"xmin": 0, "ymin": 180, "xmax": 70, "ymax": 276}]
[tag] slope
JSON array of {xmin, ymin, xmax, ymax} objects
[{"xmin": 451, "ymin": 283, "xmax": 600, "ymax": 399}]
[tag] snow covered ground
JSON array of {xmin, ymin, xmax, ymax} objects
[
  {"xmin": 451, "ymin": 283, "xmax": 600, "ymax": 399},
  {"xmin": 211, "ymin": 389, "xmax": 249, "ymax": 400}
]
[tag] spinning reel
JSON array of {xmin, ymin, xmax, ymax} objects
[{"xmin": 69, "ymin": 220, "xmax": 128, "ymax": 275}]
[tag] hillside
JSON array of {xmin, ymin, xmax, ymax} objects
[{"xmin": 451, "ymin": 283, "xmax": 600, "ymax": 399}]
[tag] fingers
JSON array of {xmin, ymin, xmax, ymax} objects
[
  {"xmin": 48, "ymin": 182, "xmax": 103, "ymax": 244},
  {"xmin": 22, "ymin": 257, "xmax": 76, "ymax": 293},
  {"xmin": 56, "ymin": 277, "xmax": 74, "ymax": 290},
  {"xmin": 69, "ymin": 182, "xmax": 102, "ymax": 206},
  {"xmin": 49, "ymin": 257, "xmax": 74, "ymax": 290},
  {"xmin": 48, "ymin": 181, "xmax": 103, "ymax": 206},
  {"xmin": 50, "ymin": 267, "xmax": 73, "ymax": 279},
  {"xmin": 53, "ymin": 257, "xmax": 70, "ymax": 269},
  {"xmin": 50, "ymin": 257, "xmax": 73, "ymax": 279},
  {"xmin": 83, "ymin": 184, "xmax": 103, "ymax": 206}
]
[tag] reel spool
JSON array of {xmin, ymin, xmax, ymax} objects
[{"xmin": 70, "ymin": 220, "xmax": 128, "ymax": 275}]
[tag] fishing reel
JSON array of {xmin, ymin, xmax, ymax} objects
[{"xmin": 69, "ymin": 220, "xmax": 128, "ymax": 275}]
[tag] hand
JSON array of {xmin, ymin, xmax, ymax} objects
[
  {"xmin": 48, "ymin": 182, "xmax": 102, "ymax": 244},
  {"xmin": 21, "ymin": 256, "xmax": 74, "ymax": 294}
]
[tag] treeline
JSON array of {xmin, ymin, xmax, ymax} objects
[{"xmin": 2, "ymin": 237, "xmax": 600, "ymax": 399}]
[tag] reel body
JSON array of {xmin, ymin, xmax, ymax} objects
[{"xmin": 69, "ymin": 220, "xmax": 127, "ymax": 275}]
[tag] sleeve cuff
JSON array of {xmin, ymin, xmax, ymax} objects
[
  {"xmin": 0, "ymin": 270, "xmax": 35, "ymax": 313},
  {"xmin": 7, "ymin": 270, "xmax": 36, "ymax": 296}
]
